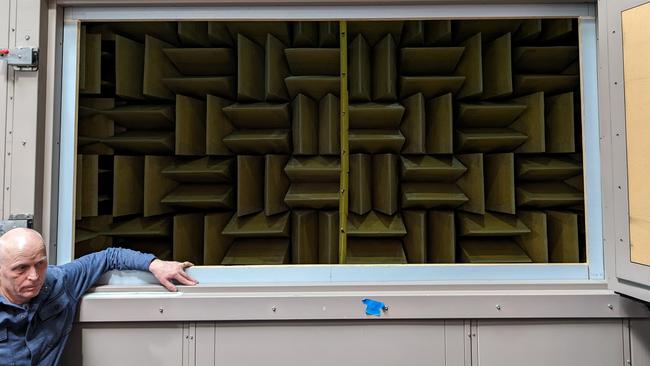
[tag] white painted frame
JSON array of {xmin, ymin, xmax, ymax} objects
[{"xmin": 56, "ymin": 3, "xmax": 602, "ymax": 285}]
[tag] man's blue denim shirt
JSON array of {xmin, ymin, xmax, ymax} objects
[{"xmin": 0, "ymin": 247, "xmax": 155, "ymax": 366}]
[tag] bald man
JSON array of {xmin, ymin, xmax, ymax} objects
[{"xmin": 0, "ymin": 228, "xmax": 198, "ymax": 365}]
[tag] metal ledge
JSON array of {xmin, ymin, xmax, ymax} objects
[
  {"xmin": 78, "ymin": 282, "xmax": 650, "ymax": 322},
  {"xmin": 57, "ymin": 0, "xmax": 596, "ymax": 6}
]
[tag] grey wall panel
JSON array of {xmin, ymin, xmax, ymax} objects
[
  {"xmin": 213, "ymin": 321, "xmax": 447, "ymax": 366},
  {"xmin": 630, "ymin": 319, "xmax": 650, "ymax": 366},
  {"xmin": 67, "ymin": 323, "xmax": 186, "ymax": 366},
  {"xmin": 475, "ymin": 319, "xmax": 624, "ymax": 366}
]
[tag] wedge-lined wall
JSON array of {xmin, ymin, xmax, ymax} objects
[{"xmin": 74, "ymin": 19, "xmax": 584, "ymax": 265}]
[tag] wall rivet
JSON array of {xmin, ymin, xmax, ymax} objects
[
  {"xmin": 607, "ymin": 304, "xmax": 614, "ymax": 310},
  {"xmin": 159, "ymin": 306, "xmax": 164, "ymax": 314},
  {"xmin": 25, "ymin": 35, "xmax": 30, "ymax": 40},
  {"xmin": 496, "ymin": 304, "xmax": 502, "ymax": 311}
]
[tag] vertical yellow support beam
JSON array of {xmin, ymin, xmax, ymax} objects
[{"xmin": 338, "ymin": 21, "xmax": 349, "ymax": 264}]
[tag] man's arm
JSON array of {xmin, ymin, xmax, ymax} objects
[{"xmin": 59, "ymin": 247, "xmax": 197, "ymax": 300}]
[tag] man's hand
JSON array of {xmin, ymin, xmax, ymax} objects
[{"xmin": 149, "ymin": 259, "xmax": 198, "ymax": 292}]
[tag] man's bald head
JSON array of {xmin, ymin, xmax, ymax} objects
[{"xmin": 0, "ymin": 228, "xmax": 46, "ymax": 266}]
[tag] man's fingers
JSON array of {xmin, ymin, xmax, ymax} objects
[
  {"xmin": 178, "ymin": 270, "xmax": 198, "ymax": 284},
  {"xmin": 160, "ymin": 278, "xmax": 177, "ymax": 292},
  {"xmin": 182, "ymin": 261, "xmax": 194, "ymax": 268},
  {"xmin": 175, "ymin": 272, "xmax": 196, "ymax": 286}
]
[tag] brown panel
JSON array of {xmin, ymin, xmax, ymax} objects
[
  {"xmin": 293, "ymin": 21, "xmax": 318, "ymax": 47},
  {"xmin": 546, "ymin": 210, "xmax": 579, "ymax": 263},
  {"xmin": 398, "ymin": 76, "xmax": 465, "ymax": 99},
  {"xmin": 545, "ymin": 92, "xmax": 575, "ymax": 153},
  {"xmin": 424, "ymin": 20, "xmax": 452, "ymax": 45},
  {"xmin": 400, "ymin": 155, "xmax": 466, "ymax": 182},
  {"xmin": 349, "ymin": 103, "xmax": 404, "ymax": 129},
  {"xmin": 349, "ymin": 34, "xmax": 371, "ymax": 102},
  {"xmin": 373, "ymin": 153, "xmax": 399, "ymax": 215},
  {"xmin": 163, "ymin": 48, "xmax": 234, "ymax": 76},
  {"xmin": 208, "ymin": 22, "xmax": 234, "ymax": 46},
  {"xmin": 237, "ymin": 34, "xmax": 265, "ymax": 101},
  {"xmin": 484, "ymin": 153, "xmax": 516, "ymax": 214},
  {"xmin": 161, "ymin": 185, "xmax": 234, "ymax": 210},
  {"xmin": 115, "ymin": 35, "xmax": 145, "ymax": 100},
  {"xmin": 175, "ymin": 94, "xmax": 206, "ymax": 155},
  {"xmin": 80, "ymin": 154, "xmax": 99, "ymax": 217},
  {"xmin": 284, "ymin": 156, "xmax": 340, "ymax": 182},
  {"xmin": 206, "ymin": 95, "xmax": 234, "ymax": 156},
  {"xmin": 481, "ymin": 33, "xmax": 512, "ymax": 100},
  {"xmin": 319, "ymin": 22, "xmax": 339, "ymax": 47},
  {"xmin": 349, "ymin": 130, "xmax": 405, "ymax": 154},
  {"xmin": 143, "ymin": 156, "xmax": 177, "ymax": 217},
  {"xmin": 454, "ymin": 33, "xmax": 482, "ymax": 99},
  {"xmin": 400, "ymin": 93, "xmax": 426, "ymax": 154},
  {"xmin": 284, "ymin": 183, "xmax": 339, "ymax": 209},
  {"xmin": 510, "ymin": 92, "xmax": 545, "ymax": 153},
  {"xmin": 292, "ymin": 94, "xmax": 318, "ymax": 155},
  {"xmin": 103, "ymin": 131, "xmax": 175, "ymax": 155},
  {"xmin": 266, "ymin": 34, "xmax": 290, "ymax": 102},
  {"xmin": 455, "ymin": 128, "xmax": 527, "ymax": 153},
  {"xmin": 162, "ymin": 76, "xmax": 235, "ymax": 100},
  {"xmin": 80, "ymin": 32, "xmax": 102, "ymax": 95},
  {"xmin": 161, "ymin": 157, "xmax": 233, "ymax": 183},
  {"xmin": 516, "ymin": 210, "xmax": 549, "ymax": 263},
  {"xmin": 400, "ymin": 47, "xmax": 464, "ymax": 75},
  {"xmin": 401, "ymin": 183, "xmax": 468, "ymax": 209},
  {"xmin": 318, "ymin": 210, "xmax": 339, "ymax": 264},
  {"xmin": 428, "ymin": 211, "xmax": 455, "ymax": 263},
  {"xmin": 401, "ymin": 20, "xmax": 424, "ymax": 47},
  {"xmin": 177, "ymin": 21, "xmax": 210, "ymax": 47},
  {"xmin": 222, "ymin": 103, "xmax": 290, "ymax": 129},
  {"xmin": 403, "ymin": 210, "xmax": 427, "ymax": 263},
  {"xmin": 112, "ymin": 156, "xmax": 144, "ymax": 217},
  {"xmin": 143, "ymin": 35, "xmax": 179, "ymax": 101},
  {"xmin": 457, "ymin": 212, "xmax": 530, "ymax": 237},
  {"xmin": 513, "ymin": 19, "xmax": 541, "ymax": 43},
  {"xmin": 285, "ymin": 48, "xmax": 340, "ymax": 76},
  {"xmin": 426, "ymin": 93, "xmax": 453, "ymax": 154},
  {"xmin": 204, "ymin": 212, "xmax": 234, "ymax": 265},
  {"xmin": 347, "ymin": 211, "xmax": 406, "ymax": 237},
  {"xmin": 107, "ymin": 216, "xmax": 172, "ymax": 237},
  {"xmin": 349, "ymin": 153, "xmax": 372, "ymax": 215},
  {"xmin": 319, "ymin": 93, "xmax": 340, "ymax": 155},
  {"xmin": 291, "ymin": 210, "xmax": 318, "ymax": 264},
  {"xmin": 222, "ymin": 130, "xmax": 291, "ymax": 154},
  {"xmin": 221, "ymin": 239, "xmax": 290, "ymax": 265},
  {"xmin": 348, "ymin": 21, "xmax": 403, "ymax": 47},
  {"xmin": 104, "ymin": 105, "xmax": 173, "ymax": 131},
  {"xmin": 516, "ymin": 182, "xmax": 584, "ymax": 208},
  {"xmin": 346, "ymin": 239, "xmax": 407, "ymax": 264},
  {"xmin": 459, "ymin": 239, "xmax": 532, "ymax": 263},
  {"xmin": 372, "ymin": 34, "xmax": 398, "ymax": 102},
  {"xmin": 265, "ymin": 154, "xmax": 290, "ymax": 216},
  {"xmin": 76, "ymin": 156, "xmax": 83, "ymax": 220},
  {"xmin": 173, "ymin": 213, "xmax": 204, "ymax": 265},
  {"xmin": 456, "ymin": 153, "xmax": 485, "ymax": 214},
  {"xmin": 285, "ymin": 76, "xmax": 340, "ymax": 100},
  {"xmin": 237, "ymin": 155, "xmax": 264, "ymax": 217},
  {"xmin": 227, "ymin": 21, "xmax": 291, "ymax": 48},
  {"xmin": 222, "ymin": 212, "xmax": 290, "ymax": 237}
]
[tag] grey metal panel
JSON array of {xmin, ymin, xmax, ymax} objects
[
  {"xmin": 5, "ymin": 0, "xmax": 46, "ymax": 218},
  {"xmin": 57, "ymin": 0, "xmax": 596, "ymax": 4},
  {"xmin": 69, "ymin": 322, "xmax": 186, "ymax": 366},
  {"xmin": 476, "ymin": 319, "xmax": 625, "ymax": 366},
  {"xmin": 630, "ymin": 318, "xmax": 650, "ymax": 366},
  {"xmin": 76, "ymin": 284, "xmax": 650, "ymax": 322},
  {"xmin": 214, "ymin": 320, "xmax": 446, "ymax": 366},
  {"xmin": 603, "ymin": 0, "xmax": 650, "ymax": 302},
  {"xmin": 195, "ymin": 322, "xmax": 216, "ymax": 366},
  {"xmin": 444, "ymin": 320, "xmax": 466, "ymax": 366},
  {"xmin": 62, "ymin": 3, "xmax": 594, "ymax": 22},
  {"xmin": 0, "ymin": 0, "xmax": 9, "ymax": 220}
]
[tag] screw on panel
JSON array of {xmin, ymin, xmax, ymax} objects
[
  {"xmin": 496, "ymin": 304, "xmax": 502, "ymax": 311},
  {"xmin": 607, "ymin": 304, "xmax": 614, "ymax": 310},
  {"xmin": 25, "ymin": 35, "xmax": 30, "ymax": 40},
  {"xmin": 159, "ymin": 306, "xmax": 164, "ymax": 314},
  {"xmin": 272, "ymin": 305, "xmax": 278, "ymax": 312}
]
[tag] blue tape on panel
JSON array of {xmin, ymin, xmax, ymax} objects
[{"xmin": 362, "ymin": 298, "xmax": 385, "ymax": 317}]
